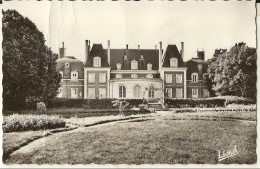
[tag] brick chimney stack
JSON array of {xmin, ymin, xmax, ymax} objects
[
  {"xmin": 180, "ymin": 42, "xmax": 184, "ymax": 60},
  {"xmin": 108, "ymin": 40, "xmax": 111, "ymax": 65},
  {"xmin": 138, "ymin": 45, "xmax": 140, "ymax": 50},
  {"xmin": 159, "ymin": 41, "xmax": 163, "ymax": 69},
  {"xmin": 126, "ymin": 44, "xmax": 128, "ymax": 49},
  {"xmin": 59, "ymin": 42, "xmax": 65, "ymax": 59}
]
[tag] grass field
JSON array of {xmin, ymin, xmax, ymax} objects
[{"xmin": 5, "ymin": 111, "xmax": 256, "ymax": 164}]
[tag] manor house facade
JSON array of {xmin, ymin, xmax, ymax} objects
[{"xmin": 56, "ymin": 40, "xmax": 210, "ymax": 102}]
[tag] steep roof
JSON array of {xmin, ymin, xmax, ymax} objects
[
  {"xmin": 85, "ymin": 44, "xmax": 109, "ymax": 67},
  {"xmin": 185, "ymin": 58, "xmax": 209, "ymax": 80},
  {"xmin": 104, "ymin": 49, "xmax": 159, "ymax": 70},
  {"xmin": 162, "ymin": 45, "xmax": 184, "ymax": 67}
]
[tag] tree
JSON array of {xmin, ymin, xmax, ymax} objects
[
  {"xmin": 2, "ymin": 9, "xmax": 61, "ymax": 110},
  {"xmin": 207, "ymin": 43, "xmax": 256, "ymax": 100}
]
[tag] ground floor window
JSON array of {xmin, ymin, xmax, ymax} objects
[
  {"xmin": 192, "ymin": 89, "xmax": 199, "ymax": 98},
  {"xmin": 203, "ymin": 89, "xmax": 209, "ymax": 98},
  {"xmin": 99, "ymin": 88, "xmax": 106, "ymax": 98},
  {"xmin": 88, "ymin": 88, "xmax": 95, "ymax": 98},
  {"xmin": 165, "ymin": 88, "xmax": 172, "ymax": 98},
  {"xmin": 149, "ymin": 86, "xmax": 155, "ymax": 98},
  {"xmin": 176, "ymin": 88, "xmax": 183, "ymax": 98},
  {"xmin": 119, "ymin": 86, "xmax": 126, "ymax": 98},
  {"xmin": 133, "ymin": 85, "xmax": 141, "ymax": 98},
  {"xmin": 71, "ymin": 88, "xmax": 78, "ymax": 98}
]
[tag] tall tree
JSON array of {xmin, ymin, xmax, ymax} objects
[
  {"xmin": 2, "ymin": 9, "xmax": 61, "ymax": 110},
  {"xmin": 207, "ymin": 43, "xmax": 256, "ymax": 99}
]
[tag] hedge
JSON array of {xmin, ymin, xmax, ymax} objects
[
  {"xmin": 216, "ymin": 96, "xmax": 256, "ymax": 105},
  {"xmin": 165, "ymin": 98, "xmax": 226, "ymax": 108},
  {"xmin": 47, "ymin": 98, "xmax": 144, "ymax": 109},
  {"xmin": 3, "ymin": 114, "xmax": 66, "ymax": 133}
]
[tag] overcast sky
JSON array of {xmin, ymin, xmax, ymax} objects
[{"xmin": 3, "ymin": 1, "xmax": 256, "ymax": 62}]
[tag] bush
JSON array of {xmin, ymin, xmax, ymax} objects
[
  {"xmin": 215, "ymin": 96, "xmax": 256, "ymax": 105},
  {"xmin": 165, "ymin": 98, "xmax": 226, "ymax": 108},
  {"xmin": 47, "ymin": 98, "xmax": 144, "ymax": 109},
  {"xmin": 3, "ymin": 114, "xmax": 66, "ymax": 133}
]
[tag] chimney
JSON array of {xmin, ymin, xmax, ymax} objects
[
  {"xmin": 180, "ymin": 42, "xmax": 184, "ymax": 59},
  {"xmin": 107, "ymin": 40, "xmax": 111, "ymax": 65},
  {"xmin": 155, "ymin": 45, "xmax": 157, "ymax": 50},
  {"xmin": 59, "ymin": 42, "xmax": 65, "ymax": 59},
  {"xmin": 159, "ymin": 41, "xmax": 162, "ymax": 69},
  {"xmin": 138, "ymin": 45, "xmax": 140, "ymax": 50},
  {"xmin": 197, "ymin": 50, "xmax": 205, "ymax": 60},
  {"xmin": 126, "ymin": 44, "xmax": 128, "ymax": 49},
  {"xmin": 85, "ymin": 40, "xmax": 89, "ymax": 63}
]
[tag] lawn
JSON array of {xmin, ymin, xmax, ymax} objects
[{"xmin": 5, "ymin": 116, "xmax": 256, "ymax": 164}]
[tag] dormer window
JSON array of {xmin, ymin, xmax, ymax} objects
[
  {"xmin": 116, "ymin": 63, "xmax": 122, "ymax": 70},
  {"xmin": 71, "ymin": 71, "xmax": 78, "ymax": 82},
  {"xmin": 191, "ymin": 73, "xmax": 199, "ymax": 82},
  {"xmin": 93, "ymin": 57, "xmax": 101, "ymax": 67},
  {"xmin": 147, "ymin": 63, "xmax": 152, "ymax": 70},
  {"xmin": 65, "ymin": 62, "xmax": 70, "ymax": 68},
  {"xmin": 131, "ymin": 60, "xmax": 138, "ymax": 70},
  {"xmin": 170, "ymin": 58, "xmax": 178, "ymax": 68}
]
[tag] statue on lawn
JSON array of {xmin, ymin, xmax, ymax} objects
[{"xmin": 112, "ymin": 99, "xmax": 129, "ymax": 116}]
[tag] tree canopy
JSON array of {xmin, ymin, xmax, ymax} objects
[
  {"xmin": 2, "ymin": 9, "xmax": 61, "ymax": 110},
  {"xmin": 207, "ymin": 42, "xmax": 256, "ymax": 100}
]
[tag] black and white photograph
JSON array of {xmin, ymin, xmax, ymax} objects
[{"xmin": 1, "ymin": 0, "xmax": 258, "ymax": 167}]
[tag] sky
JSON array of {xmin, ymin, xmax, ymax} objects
[{"xmin": 2, "ymin": 1, "xmax": 256, "ymax": 62}]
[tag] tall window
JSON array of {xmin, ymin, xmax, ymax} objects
[
  {"xmin": 88, "ymin": 73, "xmax": 95, "ymax": 83},
  {"xmin": 170, "ymin": 58, "xmax": 178, "ymax": 68},
  {"xmin": 88, "ymin": 88, "xmax": 95, "ymax": 98},
  {"xmin": 119, "ymin": 86, "xmax": 126, "ymax": 98},
  {"xmin": 71, "ymin": 88, "xmax": 78, "ymax": 98},
  {"xmin": 203, "ymin": 89, "xmax": 209, "ymax": 98},
  {"xmin": 165, "ymin": 74, "xmax": 172, "ymax": 83},
  {"xmin": 192, "ymin": 89, "xmax": 199, "ymax": 98},
  {"xmin": 176, "ymin": 88, "xmax": 183, "ymax": 98},
  {"xmin": 191, "ymin": 73, "xmax": 199, "ymax": 82},
  {"xmin": 149, "ymin": 86, "xmax": 155, "ymax": 98},
  {"xmin": 99, "ymin": 88, "xmax": 106, "ymax": 98},
  {"xmin": 93, "ymin": 57, "xmax": 101, "ymax": 67},
  {"xmin": 99, "ymin": 73, "xmax": 106, "ymax": 83},
  {"xmin": 71, "ymin": 71, "xmax": 78, "ymax": 82},
  {"xmin": 147, "ymin": 63, "xmax": 152, "ymax": 70},
  {"xmin": 176, "ymin": 74, "xmax": 183, "ymax": 83},
  {"xmin": 165, "ymin": 88, "xmax": 172, "ymax": 98},
  {"xmin": 131, "ymin": 60, "xmax": 138, "ymax": 70},
  {"xmin": 133, "ymin": 85, "xmax": 141, "ymax": 98}
]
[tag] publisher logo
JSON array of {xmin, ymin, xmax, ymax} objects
[{"xmin": 218, "ymin": 145, "xmax": 238, "ymax": 161}]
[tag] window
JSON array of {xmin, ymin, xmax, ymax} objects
[
  {"xmin": 149, "ymin": 86, "xmax": 155, "ymax": 98},
  {"xmin": 93, "ymin": 57, "xmax": 101, "ymax": 67},
  {"xmin": 59, "ymin": 71, "xmax": 63, "ymax": 78},
  {"xmin": 57, "ymin": 88, "xmax": 63, "ymax": 98},
  {"xmin": 119, "ymin": 86, "xmax": 126, "ymax": 98},
  {"xmin": 192, "ymin": 89, "xmax": 199, "ymax": 98},
  {"xmin": 71, "ymin": 88, "xmax": 78, "ymax": 98},
  {"xmin": 165, "ymin": 74, "xmax": 172, "ymax": 83},
  {"xmin": 133, "ymin": 85, "xmax": 141, "ymax": 98},
  {"xmin": 116, "ymin": 74, "xmax": 122, "ymax": 79},
  {"xmin": 116, "ymin": 63, "xmax": 122, "ymax": 70},
  {"xmin": 88, "ymin": 73, "xmax": 95, "ymax": 83},
  {"xmin": 176, "ymin": 74, "xmax": 183, "ymax": 83},
  {"xmin": 203, "ymin": 89, "xmax": 209, "ymax": 98},
  {"xmin": 146, "ymin": 74, "xmax": 153, "ymax": 79},
  {"xmin": 165, "ymin": 88, "xmax": 172, "ymax": 98},
  {"xmin": 131, "ymin": 60, "xmax": 138, "ymax": 70},
  {"xmin": 88, "ymin": 88, "xmax": 95, "ymax": 98},
  {"xmin": 99, "ymin": 88, "xmax": 106, "ymax": 98},
  {"xmin": 99, "ymin": 73, "xmax": 106, "ymax": 83},
  {"xmin": 131, "ymin": 74, "xmax": 138, "ymax": 79},
  {"xmin": 176, "ymin": 88, "xmax": 183, "ymax": 98},
  {"xmin": 147, "ymin": 63, "xmax": 152, "ymax": 70},
  {"xmin": 71, "ymin": 71, "xmax": 78, "ymax": 82},
  {"xmin": 170, "ymin": 58, "xmax": 178, "ymax": 68},
  {"xmin": 191, "ymin": 73, "xmax": 198, "ymax": 82},
  {"xmin": 65, "ymin": 62, "xmax": 70, "ymax": 68}
]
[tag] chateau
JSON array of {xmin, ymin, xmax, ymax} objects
[{"xmin": 56, "ymin": 40, "xmax": 210, "ymax": 101}]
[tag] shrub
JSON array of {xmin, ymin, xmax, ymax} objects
[
  {"xmin": 165, "ymin": 98, "xmax": 226, "ymax": 108},
  {"xmin": 215, "ymin": 96, "xmax": 256, "ymax": 105},
  {"xmin": 3, "ymin": 114, "xmax": 66, "ymax": 133},
  {"xmin": 47, "ymin": 98, "xmax": 144, "ymax": 109}
]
